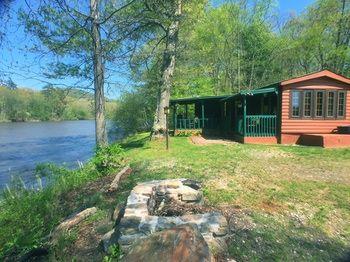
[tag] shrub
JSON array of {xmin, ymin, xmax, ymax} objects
[
  {"xmin": 114, "ymin": 91, "xmax": 156, "ymax": 135},
  {"xmin": 93, "ymin": 144, "xmax": 125, "ymax": 174}
]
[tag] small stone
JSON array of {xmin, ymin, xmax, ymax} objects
[
  {"xmin": 182, "ymin": 179, "xmax": 202, "ymax": 190},
  {"xmin": 180, "ymin": 186, "xmax": 203, "ymax": 202},
  {"xmin": 155, "ymin": 217, "xmax": 184, "ymax": 231},
  {"xmin": 165, "ymin": 180, "xmax": 182, "ymax": 189},
  {"xmin": 127, "ymin": 192, "xmax": 149, "ymax": 205},
  {"xmin": 132, "ymin": 184, "xmax": 155, "ymax": 196},
  {"xmin": 118, "ymin": 216, "xmax": 141, "ymax": 235},
  {"xmin": 101, "ymin": 229, "xmax": 115, "ymax": 252}
]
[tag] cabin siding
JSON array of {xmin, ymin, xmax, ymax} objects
[{"xmin": 280, "ymin": 77, "xmax": 350, "ymax": 144}]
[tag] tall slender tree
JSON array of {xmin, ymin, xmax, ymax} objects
[
  {"xmin": 90, "ymin": 0, "xmax": 107, "ymax": 146},
  {"xmin": 152, "ymin": 0, "xmax": 182, "ymax": 137},
  {"xmin": 20, "ymin": 0, "xmax": 136, "ymax": 146}
]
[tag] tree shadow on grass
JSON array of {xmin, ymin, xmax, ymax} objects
[
  {"xmin": 227, "ymin": 213, "xmax": 350, "ymax": 261},
  {"xmin": 120, "ymin": 135, "xmax": 150, "ymax": 151}
]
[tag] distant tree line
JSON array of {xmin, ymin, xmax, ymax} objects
[
  {"xmin": 114, "ymin": 0, "xmax": 350, "ymax": 134},
  {"xmin": 0, "ymin": 84, "xmax": 116, "ymax": 122}
]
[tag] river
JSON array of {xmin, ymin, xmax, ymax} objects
[{"xmin": 0, "ymin": 120, "xmax": 119, "ymax": 190}]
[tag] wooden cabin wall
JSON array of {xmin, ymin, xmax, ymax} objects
[{"xmin": 280, "ymin": 77, "xmax": 350, "ymax": 144}]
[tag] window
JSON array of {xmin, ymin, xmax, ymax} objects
[
  {"xmin": 326, "ymin": 91, "xmax": 335, "ymax": 117},
  {"xmin": 291, "ymin": 91, "xmax": 301, "ymax": 117},
  {"xmin": 290, "ymin": 90, "xmax": 346, "ymax": 119},
  {"xmin": 338, "ymin": 91, "xmax": 346, "ymax": 118},
  {"xmin": 315, "ymin": 91, "xmax": 324, "ymax": 117},
  {"xmin": 303, "ymin": 91, "xmax": 312, "ymax": 117}
]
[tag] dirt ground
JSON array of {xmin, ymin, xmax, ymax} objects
[{"xmin": 189, "ymin": 135, "xmax": 237, "ymax": 146}]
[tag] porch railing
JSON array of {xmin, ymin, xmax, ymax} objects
[
  {"xmin": 246, "ymin": 115, "xmax": 276, "ymax": 137},
  {"xmin": 174, "ymin": 118, "xmax": 209, "ymax": 129}
]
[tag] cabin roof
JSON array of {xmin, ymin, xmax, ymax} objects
[{"xmin": 280, "ymin": 70, "xmax": 350, "ymax": 86}]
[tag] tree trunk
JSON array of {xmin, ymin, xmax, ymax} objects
[
  {"xmin": 91, "ymin": 0, "xmax": 107, "ymax": 147},
  {"xmin": 152, "ymin": 0, "xmax": 182, "ymax": 137}
]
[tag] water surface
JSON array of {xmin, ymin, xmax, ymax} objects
[{"xmin": 0, "ymin": 120, "xmax": 112, "ymax": 190}]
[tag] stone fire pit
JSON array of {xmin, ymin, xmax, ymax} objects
[{"xmin": 115, "ymin": 179, "xmax": 228, "ymax": 252}]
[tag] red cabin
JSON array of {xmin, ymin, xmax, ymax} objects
[{"xmin": 170, "ymin": 70, "xmax": 350, "ymax": 148}]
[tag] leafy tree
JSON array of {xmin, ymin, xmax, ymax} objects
[
  {"xmin": 19, "ymin": 0, "xmax": 136, "ymax": 146},
  {"xmin": 42, "ymin": 85, "xmax": 68, "ymax": 120},
  {"xmin": 281, "ymin": 0, "xmax": 350, "ymax": 76},
  {"xmin": 114, "ymin": 89, "xmax": 156, "ymax": 134}
]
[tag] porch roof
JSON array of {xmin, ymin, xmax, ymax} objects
[
  {"xmin": 170, "ymin": 84, "xmax": 278, "ymax": 105},
  {"xmin": 170, "ymin": 95, "xmax": 230, "ymax": 105},
  {"xmin": 220, "ymin": 84, "xmax": 278, "ymax": 102}
]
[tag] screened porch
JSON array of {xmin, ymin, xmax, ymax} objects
[{"xmin": 169, "ymin": 86, "xmax": 279, "ymax": 140}]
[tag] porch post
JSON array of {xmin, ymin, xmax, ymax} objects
[
  {"xmin": 185, "ymin": 104, "xmax": 188, "ymax": 119},
  {"xmin": 243, "ymin": 96, "xmax": 247, "ymax": 137},
  {"xmin": 173, "ymin": 104, "xmax": 177, "ymax": 130},
  {"xmin": 201, "ymin": 102, "xmax": 205, "ymax": 128}
]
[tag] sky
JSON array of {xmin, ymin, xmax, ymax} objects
[{"xmin": 1, "ymin": 0, "xmax": 315, "ymax": 99}]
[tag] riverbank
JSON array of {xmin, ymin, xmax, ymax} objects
[{"xmin": 1, "ymin": 133, "xmax": 349, "ymax": 260}]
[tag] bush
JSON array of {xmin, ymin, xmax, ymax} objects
[
  {"xmin": 114, "ymin": 90, "xmax": 156, "ymax": 135},
  {"xmin": 93, "ymin": 144, "xmax": 125, "ymax": 174}
]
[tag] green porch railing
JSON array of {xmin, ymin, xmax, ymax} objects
[
  {"xmin": 174, "ymin": 118, "xmax": 209, "ymax": 129},
  {"xmin": 246, "ymin": 115, "xmax": 276, "ymax": 137}
]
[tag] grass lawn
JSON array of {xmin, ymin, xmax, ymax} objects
[
  {"xmin": 1, "ymin": 133, "xmax": 349, "ymax": 261},
  {"xmin": 118, "ymin": 133, "xmax": 350, "ymax": 261}
]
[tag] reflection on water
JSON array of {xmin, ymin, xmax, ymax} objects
[{"xmin": 0, "ymin": 120, "xmax": 119, "ymax": 190}]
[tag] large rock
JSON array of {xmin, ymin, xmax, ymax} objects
[{"xmin": 122, "ymin": 225, "xmax": 211, "ymax": 262}]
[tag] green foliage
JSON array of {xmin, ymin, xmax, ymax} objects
[
  {"xmin": 114, "ymin": 90, "xmax": 156, "ymax": 134},
  {"xmin": 127, "ymin": 0, "xmax": 349, "ymax": 117},
  {"xmin": 93, "ymin": 144, "xmax": 125, "ymax": 174},
  {"xmin": 0, "ymin": 161, "xmax": 102, "ymax": 259},
  {"xmin": 0, "ymin": 86, "xmax": 109, "ymax": 122},
  {"xmin": 103, "ymin": 244, "xmax": 122, "ymax": 262},
  {"xmin": 175, "ymin": 129, "xmax": 202, "ymax": 137}
]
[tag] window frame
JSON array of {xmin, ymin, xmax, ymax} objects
[
  {"xmin": 290, "ymin": 90, "xmax": 302, "ymax": 118},
  {"xmin": 289, "ymin": 90, "xmax": 347, "ymax": 120},
  {"xmin": 325, "ymin": 91, "xmax": 336, "ymax": 119},
  {"xmin": 337, "ymin": 91, "xmax": 347, "ymax": 119},
  {"xmin": 303, "ymin": 90, "xmax": 313, "ymax": 118},
  {"xmin": 314, "ymin": 90, "xmax": 325, "ymax": 118}
]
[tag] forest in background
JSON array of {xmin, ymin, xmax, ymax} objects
[
  {"xmin": 114, "ymin": 0, "xmax": 350, "ymax": 134},
  {"xmin": 0, "ymin": 82, "xmax": 116, "ymax": 122}
]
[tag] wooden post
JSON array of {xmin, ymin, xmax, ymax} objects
[
  {"xmin": 201, "ymin": 102, "xmax": 205, "ymax": 128},
  {"xmin": 172, "ymin": 104, "xmax": 177, "ymax": 131},
  {"xmin": 165, "ymin": 113, "xmax": 169, "ymax": 150},
  {"xmin": 243, "ymin": 96, "xmax": 247, "ymax": 137}
]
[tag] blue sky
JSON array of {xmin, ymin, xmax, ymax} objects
[{"xmin": 1, "ymin": 0, "xmax": 315, "ymax": 99}]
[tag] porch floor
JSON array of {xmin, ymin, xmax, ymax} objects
[{"xmin": 298, "ymin": 134, "xmax": 350, "ymax": 148}]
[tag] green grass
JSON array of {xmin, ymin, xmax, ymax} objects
[
  {"xmin": 1, "ymin": 133, "xmax": 349, "ymax": 261},
  {"xmin": 117, "ymin": 133, "xmax": 350, "ymax": 261}
]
